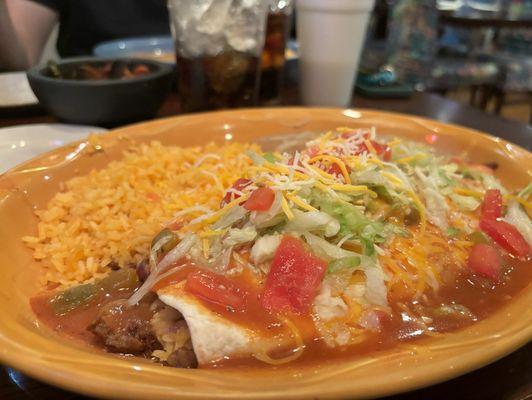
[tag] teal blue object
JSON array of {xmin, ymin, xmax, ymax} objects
[{"xmin": 358, "ymin": 69, "xmax": 397, "ymax": 86}]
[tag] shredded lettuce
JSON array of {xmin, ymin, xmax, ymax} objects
[
  {"xmin": 245, "ymin": 150, "xmax": 267, "ymax": 166},
  {"xmin": 481, "ymin": 173, "xmax": 507, "ymax": 194},
  {"xmin": 327, "ymin": 256, "xmax": 361, "ymax": 273},
  {"xmin": 311, "ymin": 192, "xmax": 386, "ymax": 256},
  {"xmin": 354, "ymin": 170, "xmax": 397, "ymax": 203},
  {"xmin": 286, "ymin": 209, "xmax": 340, "ymax": 237},
  {"xmin": 263, "ymin": 152, "xmax": 276, "ymax": 163},
  {"xmin": 415, "ymin": 167, "xmax": 449, "ymax": 231},
  {"xmin": 445, "ymin": 227, "xmax": 461, "ymax": 237},
  {"xmin": 504, "ymin": 201, "xmax": 532, "ymax": 245},
  {"xmin": 363, "ymin": 263, "xmax": 389, "ymax": 307},
  {"xmin": 423, "ymin": 187, "xmax": 449, "ymax": 231},
  {"xmin": 250, "ymin": 234, "xmax": 281, "ymax": 264},
  {"xmin": 468, "ymin": 230, "xmax": 490, "ymax": 244},
  {"xmin": 212, "ymin": 206, "xmax": 248, "ymax": 230},
  {"xmin": 304, "ymin": 232, "xmax": 359, "ymax": 260},
  {"xmin": 223, "ymin": 226, "xmax": 257, "ymax": 246},
  {"xmin": 352, "ymin": 170, "xmax": 386, "ymax": 186},
  {"xmin": 449, "ymin": 193, "xmax": 480, "ymax": 211},
  {"xmin": 304, "ymin": 233, "xmax": 388, "ymax": 307},
  {"xmin": 251, "ymin": 191, "xmax": 283, "ymax": 228},
  {"xmin": 518, "ymin": 183, "xmax": 532, "ymax": 198}
]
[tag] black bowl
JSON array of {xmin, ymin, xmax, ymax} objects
[{"xmin": 27, "ymin": 57, "xmax": 174, "ymax": 126}]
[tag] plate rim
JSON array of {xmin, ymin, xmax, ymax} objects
[{"xmin": 0, "ymin": 107, "xmax": 530, "ymax": 399}]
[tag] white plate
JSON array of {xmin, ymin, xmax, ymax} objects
[
  {"xmin": 0, "ymin": 124, "xmax": 107, "ymax": 173},
  {"xmin": 93, "ymin": 36, "xmax": 175, "ymax": 64},
  {"xmin": 0, "ymin": 72, "xmax": 39, "ymax": 108}
]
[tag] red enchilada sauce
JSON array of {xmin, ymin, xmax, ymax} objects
[{"xmin": 31, "ymin": 249, "xmax": 531, "ymax": 368}]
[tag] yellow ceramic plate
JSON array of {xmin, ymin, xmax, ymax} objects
[{"xmin": 0, "ymin": 108, "xmax": 530, "ymax": 399}]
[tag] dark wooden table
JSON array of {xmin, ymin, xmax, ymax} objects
[
  {"xmin": 439, "ymin": 9, "xmax": 532, "ymax": 29},
  {"xmin": 1, "ymin": 90, "xmax": 531, "ymax": 150},
  {"xmin": 0, "ymin": 82, "xmax": 531, "ymax": 399}
]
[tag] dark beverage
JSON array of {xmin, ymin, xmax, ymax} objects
[
  {"xmin": 176, "ymin": 51, "xmax": 261, "ymax": 113},
  {"xmin": 259, "ymin": 12, "xmax": 290, "ymax": 104}
]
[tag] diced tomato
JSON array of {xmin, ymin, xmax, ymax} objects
[
  {"xmin": 354, "ymin": 140, "xmax": 392, "ymax": 161},
  {"xmin": 306, "ymin": 145, "xmax": 320, "ymax": 158},
  {"xmin": 244, "ymin": 187, "xmax": 275, "ymax": 211},
  {"xmin": 372, "ymin": 141, "xmax": 392, "ymax": 161},
  {"xmin": 323, "ymin": 162, "xmax": 351, "ymax": 178},
  {"xmin": 261, "ymin": 236, "xmax": 327, "ymax": 314},
  {"xmin": 341, "ymin": 131, "xmax": 369, "ymax": 140},
  {"xmin": 290, "ymin": 146, "xmax": 320, "ymax": 165},
  {"xmin": 353, "ymin": 142, "xmax": 370, "ymax": 155},
  {"xmin": 480, "ymin": 189, "xmax": 503, "ymax": 220},
  {"xmin": 480, "ymin": 219, "xmax": 530, "ymax": 258},
  {"xmin": 382, "ymin": 145, "xmax": 392, "ymax": 162},
  {"xmin": 221, "ymin": 178, "xmax": 252, "ymax": 207},
  {"xmin": 467, "ymin": 243, "xmax": 501, "ymax": 281},
  {"xmin": 185, "ymin": 269, "xmax": 248, "ymax": 310},
  {"xmin": 327, "ymin": 163, "xmax": 343, "ymax": 177}
]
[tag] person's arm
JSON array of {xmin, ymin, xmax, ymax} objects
[{"xmin": 0, "ymin": 0, "xmax": 58, "ymax": 71}]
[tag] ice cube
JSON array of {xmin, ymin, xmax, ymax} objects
[
  {"xmin": 241, "ymin": 0, "xmax": 262, "ymax": 7},
  {"xmin": 169, "ymin": 0, "xmax": 226, "ymax": 57},
  {"xmin": 176, "ymin": 28, "xmax": 224, "ymax": 58},
  {"xmin": 225, "ymin": 0, "xmax": 268, "ymax": 53},
  {"xmin": 196, "ymin": 0, "xmax": 232, "ymax": 35},
  {"xmin": 168, "ymin": 0, "xmax": 213, "ymax": 29}
]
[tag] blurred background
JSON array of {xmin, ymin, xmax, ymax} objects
[{"xmin": 0, "ymin": 0, "xmax": 530, "ymax": 124}]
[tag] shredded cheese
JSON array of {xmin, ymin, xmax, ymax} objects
[
  {"xmin": 395, "ymin": 154, "xmax": 428, "ymax": 164},
  {"xmin": 280, "ymin": 193, "xmax": 295, "ymax": 220},
  {"xmin": 200, "ymin": 170, "xmax": 225, "ymax": 194},
  {"xmin": 367, "ymin": 157, "xmax": 385, "ymax": 167},
  {"xmin": 193, "ymin": 153, "xmax": 221, "ymax": 168},
  {"xmin": 308, "ymin": 154, "xmax": 352, "ymax": 184},
  {"xmin": 363, "ymin": 139, "xmax": 377, "ymax": 156},
  {"xmin": 200, "ymin": 194, "xmax": 249, "ymax": 226},
  {"xmin": 202, "ymin": 238, "xmax": 210, "ymax": 259},
  {"xmin": 380, "ymin": 171, "xmax": 405, "ymax": 188},
  {"xmin": 286, "ymin": 194, "xmax": 318, "ymax": 212},
  {"xmin": 388, "ymin": 139, "xmax": 402, "ymax": 147},
  {"xmin": 304, "ymin": 163, "xmax": 337, "ymax": 181},
  {"xmin": 198, "ymin": 229, "xmax": 227, "ymax": 238},
  {"xmin": 408, "ymin": 190, "xmax": 427, "ymax": 235},
  {"xmin": 505, "ymin": 194, "xmax": 532, "ymax": 211},
  {"xmin": 453, "ymin": 187, "xmax": 483, "ymax": 199},
  {"xmin": 329, "ymin": 184, "xmax": 377, "ymax": 197}
]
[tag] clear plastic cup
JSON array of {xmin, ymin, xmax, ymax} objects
[
  {"xmin": 167, "ymin": 0, "xmax": 269, "ymax": 112},
  {"xmin": 296, "ymin": 0, "xmax": 376, "ymax": 107}
]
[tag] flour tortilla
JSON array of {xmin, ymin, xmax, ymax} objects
[{"xmin": 157, "ymin": 282, "xmax": 286, "ymax": 365}]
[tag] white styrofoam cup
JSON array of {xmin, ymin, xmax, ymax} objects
[{"xmin": 296, "ymin": 0, "xmax": 375, "ymax": 107}]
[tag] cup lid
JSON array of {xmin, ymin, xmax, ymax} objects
[{"xmin": 296, "ymin": 0, "xmax": 375, "ymax": 12}]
